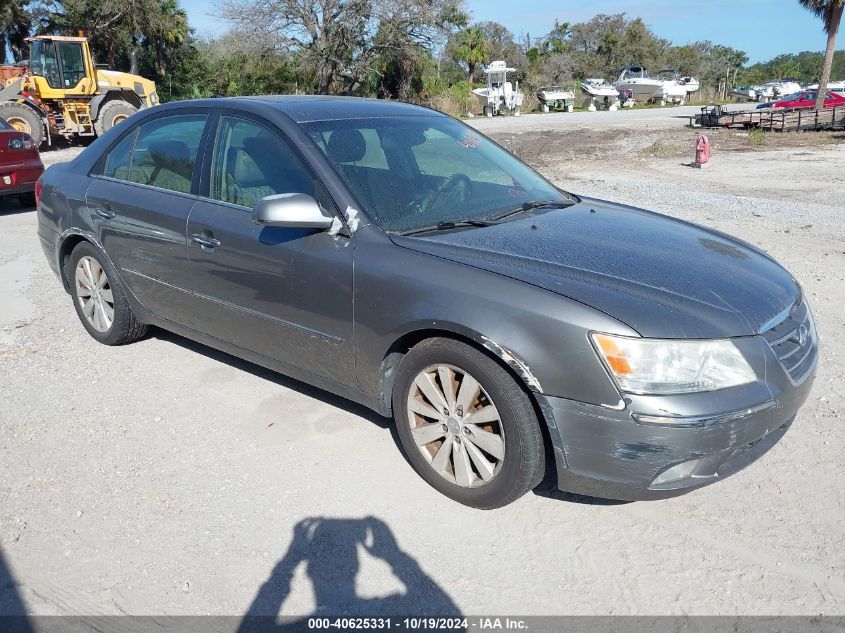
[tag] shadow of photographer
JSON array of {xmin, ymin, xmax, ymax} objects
[{"xmin": 239, "ymin": 516, "xmax": 461, "ymax": 632}]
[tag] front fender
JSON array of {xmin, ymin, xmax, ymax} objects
[{"xmin": 353, "ymin": 227, "xmax": 637, "ymax": 407}]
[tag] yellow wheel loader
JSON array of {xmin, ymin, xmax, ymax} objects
[{"xmin": 0, "ymin": 35, "xmax": 158, "ymax": 146}]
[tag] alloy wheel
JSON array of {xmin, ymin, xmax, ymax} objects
[
  {"xmin": 406, "ymin": 364, "xmax": 506, "ymax": 488},
  {"xmin": 74, "ymin": 256, "xmax": 114, "ymax": 332}
]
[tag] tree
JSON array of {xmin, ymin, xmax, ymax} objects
[
  {"xmin": 49, "ymin": 0, "xmax": 190, "ymax": 77},
  {"xmin": 0, "ymin": 0, "xmax": 32, "ymax": 63},
  {"xmin": 147, "ymin": 0, "xmax": 188, "ymax": 79},
  {"xmin": 217, "ymin": 0, "xmax": 465, "ymax": 95},
  {"xmin": 451, "ymin": 25, "xmax": 490, "ymax": 113},
  {"xmin": 799, "ymin": 0, "xmax": 845, "ymax": 108}
]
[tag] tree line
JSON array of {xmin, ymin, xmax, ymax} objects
[{"xmin": 1, "ymin": 0, "xmax": 843, "ymax": 113}]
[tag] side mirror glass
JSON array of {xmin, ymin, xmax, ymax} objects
[{"xmin": 252, "ymin": 193, "xmax": 334, "ymax": 229}]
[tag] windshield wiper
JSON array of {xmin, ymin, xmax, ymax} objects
[
  {"xmin": 398, "ymin": 218, "xmax": 495, "ymax": 236},
  {"xmin": 489, "ymin": 199, "xmax": 575, "ymax": 222}
]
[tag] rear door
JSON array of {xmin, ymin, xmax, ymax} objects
[
  {"xmin": 185, "ymin": 113, "xmax": 355, "ymax": 386},
  {"xmin": 86, "ymin": 110, "xmax": 210, "ymax": 321}
]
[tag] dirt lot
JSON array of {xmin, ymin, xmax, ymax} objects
[{"xmin": 1, "ymin": 108, "xmax": 843, "ymax": 618}]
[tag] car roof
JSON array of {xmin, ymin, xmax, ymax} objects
[{"xmin": 160, "ymin": 95, "xmax": 443, "ymax": 124}]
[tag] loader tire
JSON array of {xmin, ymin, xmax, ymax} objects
[
  {"xmin": 94, "ymin": 100, "xmax": 138, "ymax": 136},
  {"xmin": 0, "ymin": 101, "xmax": 44, "ymax": 146}
]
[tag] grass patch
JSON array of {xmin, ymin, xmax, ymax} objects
[
  {"xmin": 644, "ymin": 140, "xmax": 678, "ymax": 156},
  {"xmin": 747, "ymin": 128, "xmax": 767, "ymax": 147}
]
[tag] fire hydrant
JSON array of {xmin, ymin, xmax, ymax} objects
[{"xmin": 693, "ymin": 134, "xmax": 711, "ymax": 168}]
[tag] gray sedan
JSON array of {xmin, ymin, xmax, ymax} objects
[{"xmin": 36, "ymin": 97, "xmax": 817, "ymax": 508}]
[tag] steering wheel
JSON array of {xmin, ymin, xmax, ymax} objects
[{"xmin": 419, "ymin": 174, "xmax": 474, "ymax": 214}]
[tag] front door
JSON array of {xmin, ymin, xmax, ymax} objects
[
  {"xmin": 86, "ymin": 112, "xmax": 209, "ymax": 321},
  {"xmin": 185, "ymin": 114, "xmax": 355, "ymax": 386}
]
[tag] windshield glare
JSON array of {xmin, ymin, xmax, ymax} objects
[{"xmin": 303, "ymin": 116, "xmax": 569, "ymax": 232}]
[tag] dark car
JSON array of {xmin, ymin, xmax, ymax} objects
[
  {"xmin": 0, "ymin": 116, "xmax": 44, "ymax": 206},
  {"xmin": 36, "ymin": 97, "xmax": 817, "ymax": 509}
]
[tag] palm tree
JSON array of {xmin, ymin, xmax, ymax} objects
[
  {"xmin": 452, "ymin": 26, "xmax": 491, "ymax": 114},
  {"xmin": 149, "ymin": 0, "xmax": 189, "ymax": 79},
  {"xmin": 799, "ymin": 0, "xmax": 845, "ymax": 109}
]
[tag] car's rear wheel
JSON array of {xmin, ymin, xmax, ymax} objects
[
  {"xmin": 393, "ymin": 337, "xmax": 545, "ymax": 509},
  {"xmin": 67, "ymin": 242, "xmax": 147, "ymax": 345}
]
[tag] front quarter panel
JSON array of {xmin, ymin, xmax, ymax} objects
[{"xmin": 353, "ymin": 226, "xmax": 638, "ymax": 408}]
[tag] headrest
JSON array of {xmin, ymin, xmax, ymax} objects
[
  {"xmin": 232, "ymin": 149, "xmax": 261, "ymax": 184},
  {"xmin": 325, "ymin": 129, "xmax": 366, "ymax": 164}
]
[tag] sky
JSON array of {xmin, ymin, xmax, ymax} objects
[{"xmin": 182, "ymin": 0, "xmax": 831, "ymax": 64}]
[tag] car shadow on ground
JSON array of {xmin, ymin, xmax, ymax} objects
[
  {"xmin": 237, "ymin": 516, "xmax": 461, "ymax": 632},
  {"xmin": 0, "ymin": 198, "xmax": 35, "ymax": 215},
  {"xmin": 151, "ymin": 328, "xmax": 391, "ymax": 430}
]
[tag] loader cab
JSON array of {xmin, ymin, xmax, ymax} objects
[{"xmin": 27, "ymin": 36, "xmax": 96, "ymax": 96}]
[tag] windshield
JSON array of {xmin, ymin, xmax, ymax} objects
[
  {"xmin": 29, "ymin": 40, "xmax": 62, "ymax": 89},
  {"xmin": 302, "ymin": 116, "xmax": 570, "ymax": 232}
]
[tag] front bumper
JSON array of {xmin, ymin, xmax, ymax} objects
[{"xmin": 540, "ymin": 331, "xmax": 817, "ymax": 501}]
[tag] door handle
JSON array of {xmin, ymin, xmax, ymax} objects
[
  {"xmin": 93, "ymin": 206, "xmax": 115, "ymax": 220},
  {"xmin": 191, "ymin": 233, "xmax": 221, "ymax": 249}
]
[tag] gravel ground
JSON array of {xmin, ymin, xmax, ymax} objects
[{"xmin": 1, "ymin": 113, "xmax": 843, "ymax": 618}]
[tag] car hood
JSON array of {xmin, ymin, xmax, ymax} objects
[{"xmin": 389, "ymin": 197, "xmax": 799, "ymax": 338}]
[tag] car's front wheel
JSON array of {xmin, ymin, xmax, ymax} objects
[
  {"xmin": 67, "ymin": 242, "xmax": 148, "ymax": 345},
  {"xmin": 393, "ymin": 337, "xmax": 545, "ymax": 509}
]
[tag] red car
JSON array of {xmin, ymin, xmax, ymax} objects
[
  {"xmin": 0, "ymin": 116, "xmax": 44, "ymax": 207},
  {"xmin": 757, "ymin": 90, "xmax": 845, "ymax": 110}
]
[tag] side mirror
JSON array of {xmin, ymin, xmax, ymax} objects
[{"xmin": 252, "ymin": 193, "xmax": 334, "ymax": 229}]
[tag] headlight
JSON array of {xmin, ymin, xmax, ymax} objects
[
  {"xmin": 150, "ymin": 92, "xmax": 158, "ymax": 103},
  {"xmin": 591, "ymin": 333, "xmax": 756, "ymax": 395}
]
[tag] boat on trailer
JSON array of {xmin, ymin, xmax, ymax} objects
[
  {"xmin": 472, "ymin": 61, "xmax": 524, "ymax": 116},
  {"xmin": 655, "ymin": 69, "xmax": 688, "ymax": 104},
  {"xmin": 537, "ymin": 86, "xmax": 575, "ymax": 112},
  {"xmin": 614, "ymin": 65, "xmax": 664, "ymax": 102}
]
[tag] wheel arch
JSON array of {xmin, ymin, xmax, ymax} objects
[
  {"xmin": 378, "ymin": 326, "xmax": 560, "ymax": 487},
  {"xmin": 377, "ymin": 324, "xmax": 545, "ymax": 415},
  {"xmin": 57, "ymin": 233, "xmax": 92, "ymax": 292}
]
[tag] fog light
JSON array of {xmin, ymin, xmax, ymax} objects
[{"xmin": 651, "ymin": 459, "xmax": 702, "ymax": 486}]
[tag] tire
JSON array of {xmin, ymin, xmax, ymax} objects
[
  {"xmin": 67, "ymin": 241, "xmax": 148, "ymax": 345},
  {"xmin": 0, "ymin": 101, "xmax": 44, "ymax": 146},
  {"xmin": 392, "ymin": 337, "xmax": 545, "ymax": 509},
  {"xmin": 17, "ymin": 192, "xmax": 36, "ymax": 208},
  {"xmin": 94, "ymin": 100, "xmax": 138, "ymax": 136}
]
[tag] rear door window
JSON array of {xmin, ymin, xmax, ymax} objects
[{"xmin": 128, "ymin": 115, "xmax": 207, "ymax": 194}]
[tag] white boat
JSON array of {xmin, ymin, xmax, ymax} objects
[
  {"xmin": 763, "ymin": 78, "xmax": 803, "ymax": 98},
  {"xmin": 537, "ymin": 86, "xmax": 575, "ymax": 112},
  {"xmin": 580, "ymin": 78, "xmax": 618, "ymax": 98},
  {"xmin": 654, "ymin": 69, "xmax": 688, "ymax": 104},
  {"xmin": 579, "ymin": 78, "xmax": 621, "ymax": 110},
  {"xmin": 679, "ymin": 76, "xmax": 700, "ymax": 94},
  {"xmin": 614, "ymin": 65, "xmax": 664, "ymax": 101},
  {"xmin": 732, "ymin": 86, "xmax": 760, "ymax": 102},
  {"xmin": 472, "ymin": 61, "xmax": 524, "ymax": 116},
  {"xmin": 808, "ymin": 80, "xmax": 845, "ymax": 93}
]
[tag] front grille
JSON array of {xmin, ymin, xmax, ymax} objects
[{"xmin": 761, "ymin": 296, "xmax": 818, "ymax": 384}]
